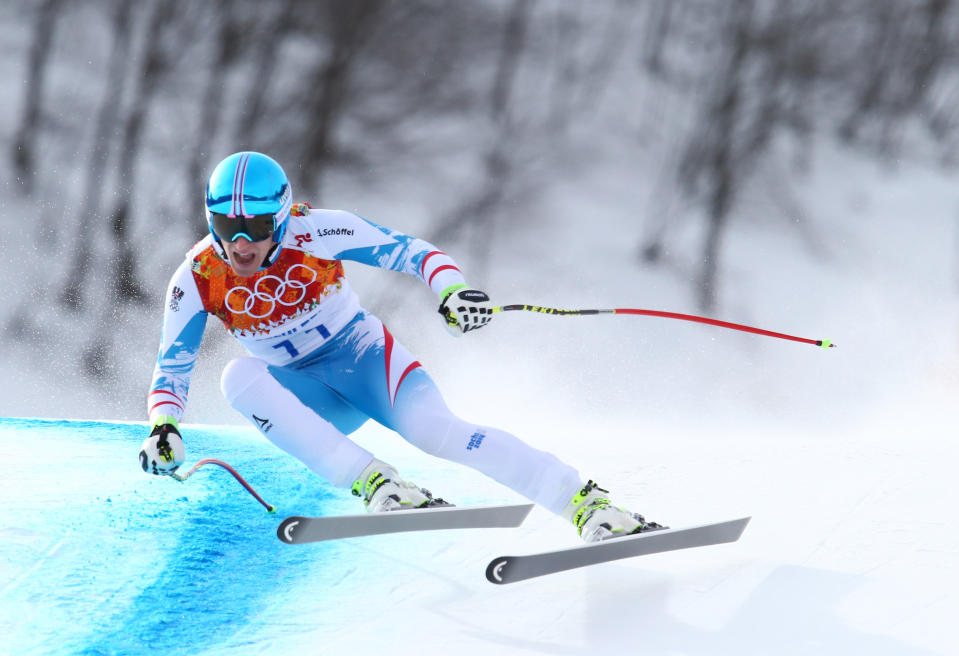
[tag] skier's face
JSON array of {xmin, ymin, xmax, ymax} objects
[{"xmin": 222, "ymin": 236, "xmax": 274, "ymax": 277}]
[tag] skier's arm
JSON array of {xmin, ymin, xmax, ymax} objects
[
  {"xmin": 308, "ymin": 208, "xmax": 468, "ymax": 297},
  {"xmin": 147, "ymin": 262, "xmax": 207, "ymax": 423},
  {"xmin": 142, "ymin": 262, "xmax": 207, "ymax": 475},
  {"xmin": 303, "ymin": 207, "xmax": 492, "ymax": 333}
]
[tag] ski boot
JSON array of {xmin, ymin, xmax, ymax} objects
[
  {"xmin": 563, "ymin": 480, "xmax": 665, "ymax": 543},
  {"xmin": 352, "ymin": 459, "xmax": 452, "ymax": 512}
]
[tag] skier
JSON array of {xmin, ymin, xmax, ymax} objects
[{"xmin": 140, "ymin": 151, "xmax": 662, "ymax": 542}]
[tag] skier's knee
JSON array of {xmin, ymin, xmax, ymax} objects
[
  {"xmin": 221, "ymin": 357, "xmax": 270, "ymax": 404},
  {"xmin": 396, "ymin": 415, "xmax": 442, "ymax": 456},
  {"xmin": 402, "ymin": 414, "xmax": 469, "ymax": 459}
]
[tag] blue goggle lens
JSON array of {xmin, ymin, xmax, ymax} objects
[{"xmin": 210, "ymin": 213, "xmax": 276, "ymax": 242}]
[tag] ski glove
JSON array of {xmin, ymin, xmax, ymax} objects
[
  {"xmin": 438, "ymin": 286, "xmax": 493, "ymax": 335},
  {"xmin": 140, "ymin": 416, "xmax": 185, "ymax": 475}
]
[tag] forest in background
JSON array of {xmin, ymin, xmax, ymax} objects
[{"xmin": 2, "ymin": 0, "xmax": 958, "ymax": 413}]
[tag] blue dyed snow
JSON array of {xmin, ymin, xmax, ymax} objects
[{"xmin": 0, "ymin": 417, "xmax": 357, "ymax": 656}]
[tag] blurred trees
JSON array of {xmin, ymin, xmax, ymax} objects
[
  {"xmin": 7, "ymin": 0, "xmax": 959, "ymax": 379},
  {"xmin": 11, "ymin": 0, "xmax": 60, "ymax": 193},
  {"xmin": 640, "ymin": 0, "xmax": 959, "ymax": 310},
  {"xmin": 59, "ymin": 0, "xmax": 135, "ymax": 313}
]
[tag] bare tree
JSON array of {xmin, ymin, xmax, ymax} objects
[
  {"xmin": 16, "ymin": 0, "xmax": 959, "ymax": 395},
  {"xmin": 60, "ymin": 0, "xmax": 135, "ymax": 312},
  {"xmin": 12, "ymin": 0, "xmax": 61, "ymax": 194},
  {"xmin": 637, "ymin": 0, "xmax": 959, "ymax": 310},
  {"xmin": 677, "ymin": 1, "xmax": 755, "ymax": 312},
  {"xmin": 234, "ymin": 0, "xmax": 301, "ymax": 151},
  {"xmin": 837, "ymin": 0, "xmax": 955, "ymax": 156},
  {"xmin": 185, "ymin": 0, "xmax": 252, "ymax": 240},
  {"xmin": 642, "ymin": 0, "xmax": 674, "ymax": 76},
  {"xmin": 108, "ymin": 0, "xmax": 187, "ymax": 305},
  {"xmin": 428, "ymin": 0, "xmax": 533, "ymax": 265},
  {"xmin": 297, "ymin": 0, "xmax": 388, "ymax": 196}
]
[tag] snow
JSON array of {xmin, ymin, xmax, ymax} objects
[
  {"xmin": 4, "ymin": 131, "xmax": 959, "ymax": 655},
  {"xmin": 3, "ymin": 6, "xmax": 959, "ymax": 654},
  {"xmin": 2, "ymin": 390, "xmax": 957, "ymax": 655}
]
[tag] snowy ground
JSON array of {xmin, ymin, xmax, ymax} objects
[
  {"xmin": 3, "ymin": 10, "xmax": 958, "ymax": 647},
  {"xmin": 4, "ymin": 141, "xmax": 959, "ymax": 654},
  {"xmin": 1, "ymin": 407, "xmax": 955, "ymax": 655}
]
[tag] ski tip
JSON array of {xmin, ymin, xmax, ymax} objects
[
  {"xmin": 717, "ymin": 516, "xmax": 752, "ymax": 543},
  {"xmin": 486, "ymin": 556, "xmax": 512, "ymax": 584},
  {"xmin": 515, "ymin": 503, "xmax": 535, "ymax": 521},
  {"xmin": 277, "ymin": 516, "xmax": 305, "ymax": 545}
]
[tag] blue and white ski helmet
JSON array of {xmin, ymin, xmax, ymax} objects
[{"xmin": 205, "ymin": 152, "xmax": 293, "ymax": 249}]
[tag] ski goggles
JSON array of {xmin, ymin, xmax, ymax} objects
[{"xmin": 209, "ymin": 212, "xmax": 276, "ymax": 243}]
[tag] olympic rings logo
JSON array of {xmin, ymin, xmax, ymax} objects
[{"xmin": 225, "ymin": 264, "xmax": 317, "ymax": 318}]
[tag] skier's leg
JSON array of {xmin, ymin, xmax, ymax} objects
[
  {"xmin": 220, "ymin": 356, "xmax": 373, "ymax": 488},
  {"xmin": 302, "ymin": 313, "xmax": 664, "ymax": 538},
  {"xmin": 389, "ymin": 384, "xmax": 665, "ymax": 540},
  {"xmin": 222, "ymin": 356, "xmax": 445, "ymax": 511},
  {"xmin": 328, "ymin": 315, "xmax": 584, "ymax": 515},
  {"xmin": 387, "ymin": 367, "xmax": 585, "ymax": 514}
]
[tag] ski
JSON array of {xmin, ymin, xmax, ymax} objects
[
  {"xmin": 485, "ymin": 516, "xmax": 750, "ymax": 585},
  {"xmin": 277, "ymin": 503, "xmax": 535, "ymax": 544}
]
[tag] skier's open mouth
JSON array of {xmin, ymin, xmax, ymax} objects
[{"xmin": 232, "ymin": 251, "xmax": 256, "ymax": 265}]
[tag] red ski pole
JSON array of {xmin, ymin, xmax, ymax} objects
[
  {"xmin": 172, "ymin": 458, "xmax": 276, "ymax": 512},
  {"xmin": 493, "ymin": 304, "xmax": 835, "ymax": 349}
]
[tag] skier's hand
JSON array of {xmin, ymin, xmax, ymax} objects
[
  {"xmin": 438, "ymin": 287, "xmax": 493, "ymax": 336},
  {"xmin": 139, "ymin": 418, "xmax": 185, "ymax": 475}
]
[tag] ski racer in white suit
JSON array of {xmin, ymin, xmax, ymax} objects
[{"xmin": 140, "ymin": 151, "xmax": 662, "ymax": 542}]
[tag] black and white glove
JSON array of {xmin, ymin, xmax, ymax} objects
[
  {"xmin": 438, "ymin": 287, "xmax": 493, "ymax": 335},
  {"xmin": 140, "ymin": 417, "xmax": 185, "ymax": 476}
]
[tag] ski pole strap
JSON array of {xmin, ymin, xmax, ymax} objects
[
  {"xmin": 172, "ymin": 458, "xmax": 276, "ymax": 513},
  {"xmin": 492, "ymin": 304, "xmax": 835, "ymax": 349}
]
